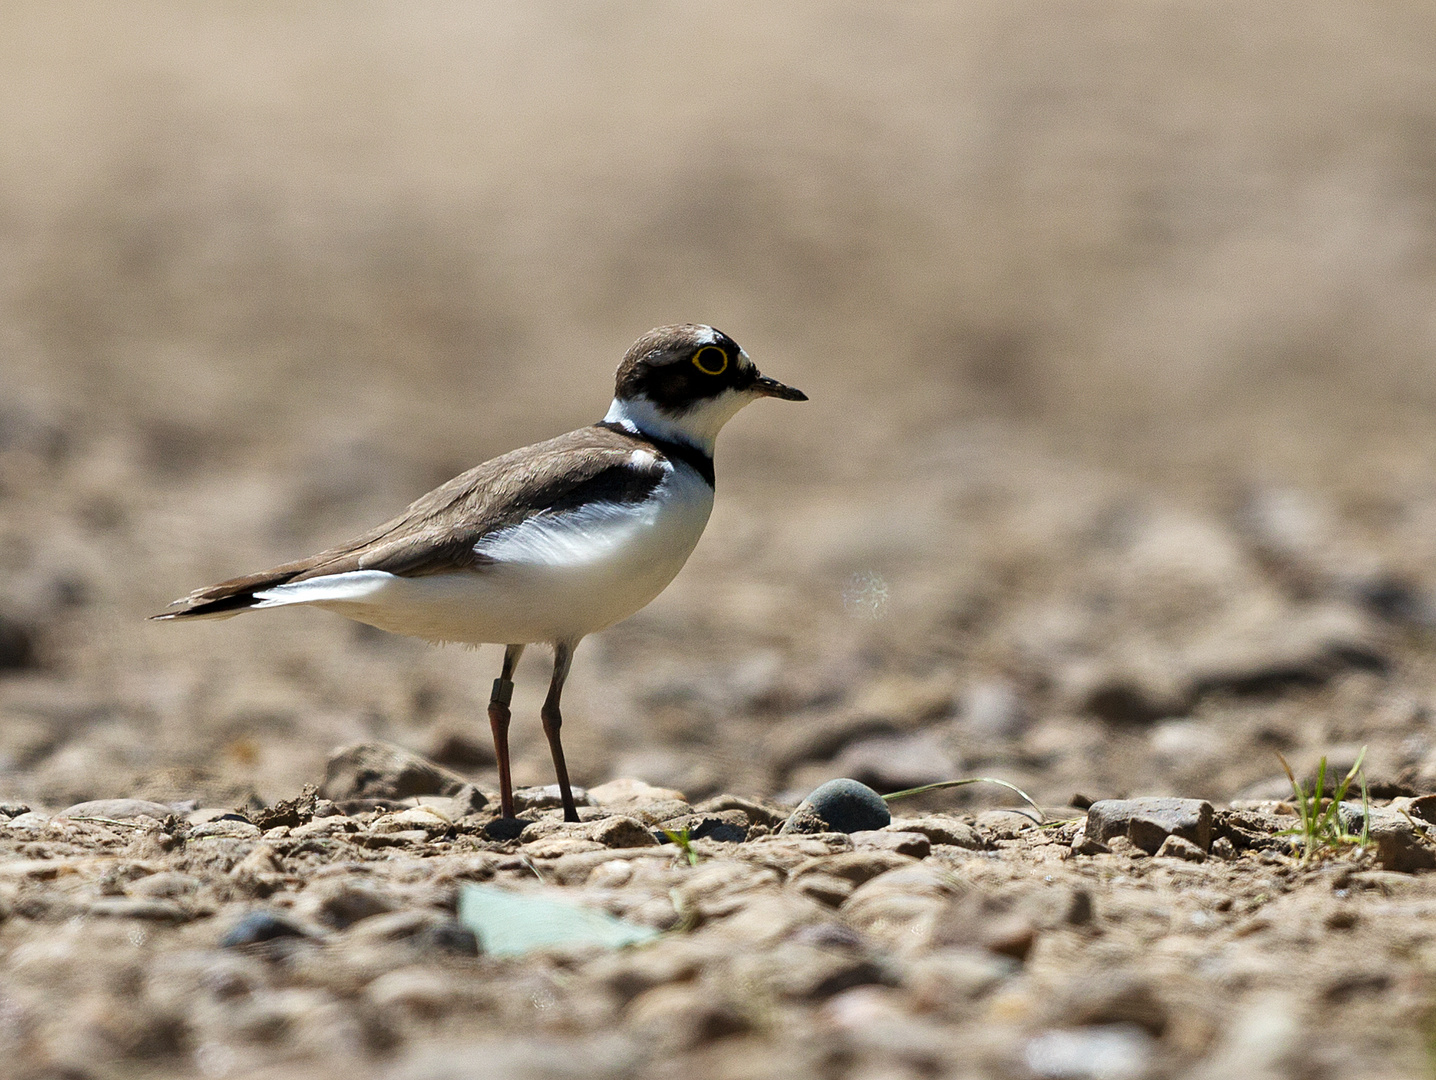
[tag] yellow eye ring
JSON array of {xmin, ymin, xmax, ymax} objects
[{"xmin": 692, "ymin": 346, "xmax": 728, "ymax": 376}]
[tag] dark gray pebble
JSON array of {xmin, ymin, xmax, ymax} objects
[
  {"xmin": 782, "ymin": 778, "xmax": 891, "ymax": 834},
  {"xmin": 420, "ymin": 918, "xmax": 481, "ymax": 956},
  {"xmin": 483, "ymin": 817, "xmax": 533, "ymax": 841},
  {"xmin": 221, "ymin": 911, "xmax": 309, "ymax": 948}
]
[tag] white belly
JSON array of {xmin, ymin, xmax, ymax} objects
[{"xmin": 252, "ymin": 463, "xmax": 714, "ymax": 645}]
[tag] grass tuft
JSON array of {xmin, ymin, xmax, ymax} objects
[
  {"xmin": 1276, "ymin": 746, "xmax": 1369, "ymax": 862},
  {"xmin": 662, "ymin": 826, "xmax": 700, "ymax": 867}
]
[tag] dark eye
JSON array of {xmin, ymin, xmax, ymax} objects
[{"xmin": 692, "ymin": 346, "xmax": 728, "ymax": 376}]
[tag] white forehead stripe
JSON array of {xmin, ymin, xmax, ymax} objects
[{"xmin": 693, "ymin": 326, "xmax": 719, "ymax": 345}]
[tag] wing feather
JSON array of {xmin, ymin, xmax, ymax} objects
[{"xmin": 154, "ymin": 426, "xmax": 668, "ymax": 619}]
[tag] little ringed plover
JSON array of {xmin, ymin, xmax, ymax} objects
[{"xmin": 154, "ymin": 324, "xmax": 807, "ymax": 822}]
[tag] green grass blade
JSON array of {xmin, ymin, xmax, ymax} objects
[{"xmin": 881, "ymin": 777, "xmax": 1045, "ymax": 824}]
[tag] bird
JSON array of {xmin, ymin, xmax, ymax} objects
[{"xmin": 153, "ymin": 324, "xmax": 807, "ymax": 823}]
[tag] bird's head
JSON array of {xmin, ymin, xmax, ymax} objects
[{"xmin": 604, "ymin": 324, "xmax": 806, "ymax": 453}]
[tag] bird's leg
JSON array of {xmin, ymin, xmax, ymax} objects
[
  {"xmin": 541, "ymin": 641, "xmax": 580, "ymax": 823},
  {"xmin": 487, "ymin": 644, "xmax": 525, "ymax": 819}
]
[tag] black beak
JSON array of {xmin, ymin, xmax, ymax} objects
[{"xmin": 753, "ymin": 375, "xmax": 808, "ymax": 401}]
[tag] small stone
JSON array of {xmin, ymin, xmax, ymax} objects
[
  {"xmin": 626, "ymin": 984, "xmax": 750, "ymax": 1051},
  {"xmin": 1337, "ymin": 803, "xmax": 1436, "ymax": 872},
  {"xmin": 590, "ymin": 816, "xmax": 660, "ymax": 849},
  {"xmin": 231, "ymin": 843, "xmax": 285, "ymax": 877},
  {"xmin": 1069, "ymin": 823, "xmax": 1111, "ymax": 856},
  {"xmin": 249, "ymin": 785, "xmax": 319, "ymax": 830},
  {"xmin": 733, "ymin": 943, "xmax": 888, "ymax": 1001},
  {"xmin": 851, "ymin": 830, "xmax": 930, "ymax": 858},
  {"xmin": 1084, "ymin": 798, "xmax": 1214, "ymax": 854},
  {"xmin": 1155, "ymin": 835, "xmax": 1206, "ymax": 862},
  {"xmin": 420, "ymin": 918, "xmax": 481, "ymax": 956},
  {"xmin": 298, "ymin": 881, "xmax": 398, "ymax": 929},
  {"xmin": 448, "ymin": 783, "xmax": 489, "ymax": 817},
  {"xmin": 790, "ymin": 850, "xmax": 917, "ymax": 886},
  {"xmin": 186, "ymin": 808, "xmax": 250, "ymax": 826},
  {"xmin": 57, "ymin": 798, "xmax": 174, "ymax": 822},
  {"xmin": 189, "ymin": 819, "xmax": 261, "ymax": 839},
  {"xmin": 367, "ymin": 968, "xmax": 471, "ymax": 1018},
  {"xmin": 1057, "ymin": 973, "xmax": 1168, "ymax": 1035},
  {"xmin": 652, "ymin": 811, "xmax": 749, "ymax": 844},
  {"xmin": 290, "ymin": 816, "xmax": 358, "ymax": 838},
  {"xmin": 222, "ymin": 911, "xmax": 311, "ymax": 947},
  {"xmin": 126, "ymin": 871, "xmax": 202, "ymax": 899},
  {"xmin": 484, "ymin": 817, "xmax": 533, "ymax": 841},
  {"xmin": 513, "ymin": 784, "xmax": 594, "ymax": 812},
  {"xmin": 906, "ymin": 949, "xmax": 1018, "ymax": 1011},
  {"xmin": 1210, "ymin": 837, "xmax": 1236, "ymax": 860},
  {"xmin": 890, "ymin": 816, "xmax": 984, "ymax": 850},
  {"xmin": 1024, "ymin": 1024, "xmax": 1155, "ymax": 1080},
  {"xmin": 87, "ymin": 897, "xmax": 189, "ymax": 921},
  {"xmin": 371, "ymin": 806, "xmax": 451, "ymax": 834},
  {"xmin": 3, "ymin": 812, "xmax": 50, "ymax": 831},
  {"xmin": 588, "ymin": 778, "xmax": 687, "ymax": 806},
  {"xmin": 694, "ymin": 794, "xmax": 788, "ymax": 829},
  {"xmin": 790, "ymin": 873, "xmax": 856, "ymax": 908},
  {"xmin": 782, "ymin": 778, "xmax": 890, "ymax": 835},
  {"xmin": 0, "ymin": 802, "xmax": 32, "ymax": 818},
  {"xmin": 320, "ymin": 741, "xmax": 467, "ymax": 801},
  {"xmin": 975, "ymin": 810, "xmax": 1038, "ymax": 839}
]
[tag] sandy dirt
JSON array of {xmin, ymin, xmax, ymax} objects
[{"xmin": 7, "ymin": 3, "xmax": 1436, "ymax": 1077}]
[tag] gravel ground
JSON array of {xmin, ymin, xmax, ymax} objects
[
  {"xmin": 2, "ymin": 771, "xmax": 1435, "ymax": 1080},
  {"xmin": 9, "ymin": 4, "xmax": 1436, "ymax": 1078}
]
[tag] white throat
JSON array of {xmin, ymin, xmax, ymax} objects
[{"xmin": 602, "ymin": 391, "xmax": 753, "ymax": 456}]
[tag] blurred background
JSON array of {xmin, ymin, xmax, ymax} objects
[{"xmin": 5, "ymin": 1, "xmax": 1436, "ymax": 811}]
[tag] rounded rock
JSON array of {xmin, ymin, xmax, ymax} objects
[
  {"xmin": 784, "ymin": 779, "xmax": 890, "ymax": 834},
  {"xmin": 221, "ymin": 911, "xmax": 309, "ymax": 948}
]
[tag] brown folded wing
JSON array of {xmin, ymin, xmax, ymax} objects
[{"xmin": 156, "ymin": 425, "xmax": 666, "ymax": 618}]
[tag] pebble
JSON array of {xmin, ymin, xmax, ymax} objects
[
  {"xmin": 0, "ymin": 801, "xmax": 32, "ymax": 818},
  {"xmin": 1336, "ymin": 803, "xmax": 1436, "ymax": 872},
  {"xmin": 513, "ymin": 784, "xmax": 595, "ymax": 812},
  {"xmin": 186, "ymin": 808, "xmax": 249, "ymax": 826},
  {"xmin": 589, "ymin": 816, "xmax": 660, "ymax": 849},
  {"xmin": 1084, "ymin": 798, "xmax": 1214, "ymax": 854},
  {"xmin": 974, "ymin": 810, "xmax": 1038, "ymax": 839},
  {"xmin": 57, "ymin": 798, "xmax": 174, "ymax": 822},
  {"xmin": 125, "ymin": 871, "xmax": 202, "ymax": 898},
  {"xmin": 851, "ymin": 830, "xmax": 931, "ymax": 858},
  {"xmin": 695, "ymin": 794, "xmax": 788, "ymax": 829},
  {"xmin": 1024, "ymin": 1024, "xmax": 1155, "ymax": 1080},
  {"xmin": 791, "ymin": 872, "xmax": 856, "ymax": 907},
  {"xmin": 781, "ymin": 779, "xmax": 890, "ymax": 835},
  {"xmin": 625, "ymin": 983, "xmax": 750, "ymax": 1051},
  {"xmin": 290, "ymin": 816, "xmax": 359, "ymax": 838},
  {"xmin": 320, "ymin": 741, "xmax": 468, "ymax": 801},
  {"xmin": 790, "ymin": 850, "xmax": 918, "ymax": 887},
  {"xmin": 189, "ymin": 819, "xmax": 262, "ymax": 839},
  {"xmin": 3, "ymin": 811, "xmax": 51, "ymax": 831},
  {"xmin": 86, "ymin": 897, "xmax": 189, "ymax": 921},
  {"xmin": 298, "ymin": 881, "xmax": 399, "ymax": 929},
  {"xmin": 588, "ymin": 778, "xmax": 687, "ymax": 806},
  {"xmin": 371, "ymin": 807, "xmax": 451, "ymax": 834},
  {"xmin": 221, "ymin": 913, "xmax": 311, "ymax": 942},
  {"xmin": 651, "ymin": 810, "xmax": 748, "ymax": 844},
  {"xmin": 890, "ymin": 816, "xmax": 984, "ymax": 849},
  {"xmin": 1156, "ymin": 835, "xmax": 1206, "ymax": 862},
  {"xmin": 731, "ymin": 942, "xmax": 888, "ymax": 1001}
]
